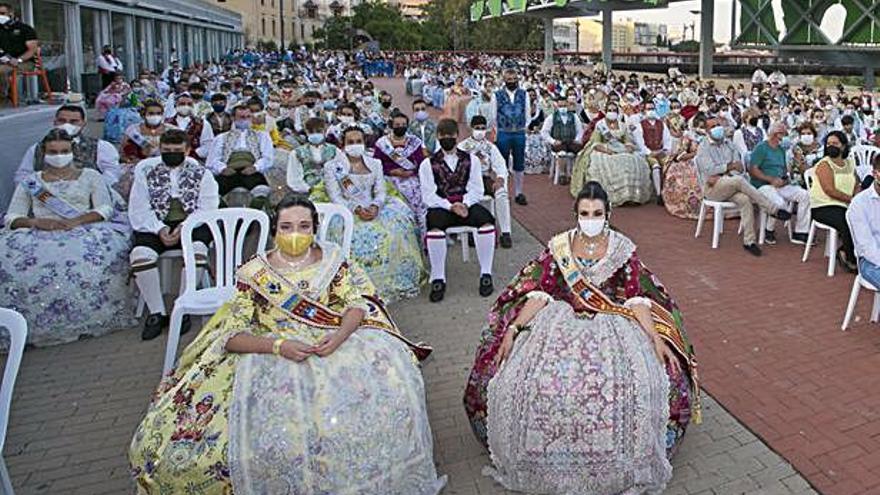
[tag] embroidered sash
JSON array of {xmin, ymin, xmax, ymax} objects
[
  {"xmin": 375, "ymin": 136, "xmax": 420, "ymax": 171},
  {"xmin": 241, "ymin": 258, "xmax": 433, "ymax": 361},
  {"xmin": 549, "ymin": 231, "xmax": 701, "ymax": 422},
  {"xmin": 24, "ymin": 176, "xmax": 130, "ymax": 233}
]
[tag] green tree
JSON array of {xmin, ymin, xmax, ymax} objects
[{"xmin": 313, "ymin": 16, "xmax": 351, "ymax": 50}]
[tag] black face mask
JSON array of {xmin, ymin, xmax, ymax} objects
[
  {"xmin": 212, "ymin": 104, "xmax": 227, "ymax": 113},
  {"xmin": 748, "ymin": 117, "xmax": 759, "ymax": 127},
  {"xmin": 305, "ymin": 101, "xmax": 316, "ymax": 109},
  {"xmin": 439, "ymin": 137, "xmax": 457, "ymax": 152},
  {"xmin": 162, "ymin": 151, "xmax": 186, "ymax": 167},
  {"xmin": 381, "ymin": 101, "xmax": 392, "ymax": 109},
  {"xmin": 825, "ymin": 145, "xmax": 842, "ymax": 159},
  {"xmin": 392, "ymin": 126, "xmax": 407, "ymax": 138},
  {"xmin": 506, "ymin": 81, "xmax": 518, "ymax": 91}
]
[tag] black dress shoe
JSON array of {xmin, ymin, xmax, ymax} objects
[
  {"xmin": 772, "ymin": 209, "xmax": 792, "ymax": 221},
  {"xmin": 500, "ymin": 233, "xmax": 513, "ymax": 249},
  {"xmin": 429, "ymin": 279, "xmax": 446, "ymax": 303},
  {"xmin": 142, "ymin": 313, "xmax": 169, "ymax": 341},
  {"xmin": 479, "ymin": 274, "xmax": 494, "ymax": 297},
  {"xmin": 515, "ymin": 194, "xmax": 528, "ymax": 206},
  {"xmin": 743, "ymin": 244, "xmax": 763, "ymax": 257},
  {"xmin": 656, "ymin": 195, "xmax": 665, "ymax": 207}
]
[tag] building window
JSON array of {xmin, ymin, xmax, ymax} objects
[
  {"xmin": 303, "ymin": 0, "xmax": 318, "ymax": 19},
  {"xmin": 272, "ymin": 19, "xmax": 276, "ymax": 37},
  {"xmin": 262, "ymin": 18, "xmax": 266, "ymax": 35}
]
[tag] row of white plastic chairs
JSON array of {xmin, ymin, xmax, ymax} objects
[{"xmin": 694, "ymin": 145, "xmax": 880, "ymax": 331}]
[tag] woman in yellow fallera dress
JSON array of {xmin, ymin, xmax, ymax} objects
[{"xmin": 129, "ymin": 195, "xmax": 446, "ymax": 495}]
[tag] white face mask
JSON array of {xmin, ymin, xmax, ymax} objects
[
  {"xmin": 55, "ymin": 123, "xmax": 82, "ymax": 137},
  {"xmin": 176, "ymin": 105, "xmax": 193, "ymax": 116},
  {"xmin": 605, "ymin": 111, "xmax": 619, "ymax": 121},
  {"xmin": 145, "ymin": 115, "xmax": 164, "ymax": 127},
  {"xmin": 345, "ymin": 144, "xmax": 365, "ymax": 157},
  {"xmin": 44, "ymin": 153, "xmax": 74, "ymax": 168},
  {"xmin": 800, "ymin": 134, "xmax": 815, "ymax": 145},
  {"xmin": 339, "ymin": 115, "xmax": 355, "ymax": 125},
  {"xmin": 578, "ymin": 218, "xmax": 606, "ymax": 238},
  {"xmin": 0, "ymin": 15, "xmax": 10, "ymax": 25},
  {"xmin": 472, "ymin": 130, "xmax": 487, "ymax": 141}
]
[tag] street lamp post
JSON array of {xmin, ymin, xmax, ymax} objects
[{"xmin": 575, "ymin": 19, "xmax": 580, "ymax": 54}]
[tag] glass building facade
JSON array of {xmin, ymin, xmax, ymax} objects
[{"xmin": 10, "ymin": 0, "xmax": 243, "ymax": 93}]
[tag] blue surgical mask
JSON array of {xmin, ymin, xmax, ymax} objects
[
  {"xmin": 307, "ymin": 133, "xmax": 324, "ymax": 145},
  {"xmin": 415, "ymin": 110, "xmax": 429, "ymax": 122},
  {"xmin": 710, "ymin": 126, "xmax": 725, "ymax": 141}
]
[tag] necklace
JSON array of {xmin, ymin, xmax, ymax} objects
[
  {"xmin": 277, "ymin": 247, "xmax": 312, "ymax": 271},
  {"xmin": 578, "ymin": 232, "xmax": 607, "ymax": 257}
]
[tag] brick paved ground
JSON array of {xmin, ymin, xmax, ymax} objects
[{"xmin": 0, "ymin": 80, "xmax": 823, "ymax": 494}]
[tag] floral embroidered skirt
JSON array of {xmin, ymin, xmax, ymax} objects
[
  {"xmin": 130, "ymin": 316, "xmax": 446, "ymax": 495},
  {"xmin": 485, "ymin": 301, "xmax": 673, "ymax": 494},
  {"xmin": 662, "ymin": 158, "xmax": 703, "ymax": 220},
  {"xmin": 350, "ymin": 198, "xmax": 426, "ymax": 303},
  {"xmin": 524, "ymin": 133, "xmax": 551, "ymax": 175},
  {"xmin": 571, "ymin": 150, "xmax": 654, "ymax": 206},
  {"xmin": 0, "ymin": 224, "xmax": 136, "ymax": 348}
]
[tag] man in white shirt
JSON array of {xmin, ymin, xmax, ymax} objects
[
  {"xmin": 419, "ymin": 118, "xmax": 496, "ymax": 302},
  {"xmin": 541, "ymin": 94, "xmax": 585, "ymax": 186},
  {"xmin": 166, "ymin": 93, "xmax": 214, "ymax": 161},
  {"xmin": 96, "ymin": 45, "xmax": 123, "ymax": 89},
  {"xmin": 458, "ymin": 115, "xmax": 512, "ymax": 248},
  {"xmin": 16, "ymin": 105, "xmax": 121, "ymax": 186},
  {"xmin": 128, "ymin": 129, "xmax": 219, "ymax": 340},
  {"xmin": 206, "ymin": 104, "xmax": 275, "ymax": 210},
  {"xmin": 847, "ymin": 155, "xmax": 880, "ymax": 288}
]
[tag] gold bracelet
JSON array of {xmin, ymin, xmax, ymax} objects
[{"xmin": 272, "ymin": 338, "xmax": 286, "ymax": 356}]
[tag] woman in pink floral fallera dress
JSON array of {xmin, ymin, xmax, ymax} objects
[{"xmin": 464, "ymin": 182, "xmax": 699, "ymax": 495}]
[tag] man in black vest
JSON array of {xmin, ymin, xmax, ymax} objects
[{"xmin": 418, "ymin": 118, "xmax": 496, "ymax": 303}]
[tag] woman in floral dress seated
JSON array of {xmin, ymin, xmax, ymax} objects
[
  {"xmin": 118, "ymin": 99, "xmax": 173, "ymax": 197},
  {"xmin": 324, "ymin": 127, "xmax": 426, "ymax": 303},
  {"xmin": 95, "ymin": 73, "xmax": 131, "ymax": 121},
  {"xmin": 570, "ymin": 102, "xmax": 653, "ymax": 206},
  {"xmin": 0, "ymin": 129, "xmax": 135, "ymax": 347},
  {"xmin": 662, "ymin": 113, "xmax": 708, "ymax": 219},
  {"xmin": 464, "ymin": 182, "xmax": 699, "ymax": 495},
  {"xmin": 130, "ymin": 195, "xmax": 445, "ymax": 495}
]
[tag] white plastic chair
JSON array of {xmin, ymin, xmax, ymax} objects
[
  {"xmin": 802, "ymin": 168, "xmax": 839, "ymax": 276},
  {"xmin": 694, "ymin": 199, "xmax": 743, "ymax": 249},
  {"xmin": 841, "ymin": 273, "xmax": 880, "ymax": 331},
  {"xmin": 0, "ymin": 308, "xmax": 27, "ymax": 495},
  {"xmin": 550, "ymin": 151, "xmax": 575, "ymax": 185},
  {"xmin": 447, "ymin": 226, "xmax": 478, "ymax": 262},
  {"xmin": 162, "ymin": 208, "xmax": 270, "ymax": 375},
  {"xmin": 315, "ymin": 203, "xmax": 354, "ymax": 260},
  {"xmin": 850, "ymin": 144, "xmax": 880, "ymax": 181}
]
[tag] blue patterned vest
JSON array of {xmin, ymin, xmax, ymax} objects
[
  {"xmin": 496, "ymin": 88, "xmax": 527, "ymax": 133},
  {"xmin": 430, "ymin": 150, "xmax": 472, "ymax": 204}
]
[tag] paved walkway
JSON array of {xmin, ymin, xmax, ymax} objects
[{"xmin": 0, "ymin": 80, "xmax": 824, "ymax": 494}]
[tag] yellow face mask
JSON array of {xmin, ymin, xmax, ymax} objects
[{"xmin": 275, "ymin": 232, "xmax": 313, "ymax": 257}]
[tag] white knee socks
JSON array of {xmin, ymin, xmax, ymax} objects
[
  {"xmin": 652, "ymin": 166, "xmax": 662, "ymax": 197},
  {"xmin": 475, "ymin": 227, "xmax": 495, "ymax": 276},
  {"xmin": 513, "ymin": 171, "xmax": 524, "ymax": 196},
  {"xmin": 426, "ymin": 231, "xmax": 448, "ymax": 282},
  {"xmin": 493, "ymin": 188, "xmax": 512, "ymax": 234}
]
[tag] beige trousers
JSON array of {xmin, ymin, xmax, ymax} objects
[{"xmin": 704, "ymin": 175, "xmax": 779, "ymax": 245}]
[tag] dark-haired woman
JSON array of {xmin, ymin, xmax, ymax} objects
[
  {"xmin": 464, "ymin": 182, "xmax": 699, "ymax": 494},
  {"xmin": 118, "ymin": 99, "xmax": 173, "ymax": 197},
  {"xmin": 0, "ymin": 129, "xmax": 135, "ymax": 347},
  {"xmin": 809, "ymin": 130, "xmax": 860, "ymax": 272},
  {"xmin": 373, "ymin": 112, "xmax": 428, "ymax": 238},
  {"xmin": 324, "ymin": 127, "xmax": 426, "ymax": 303},
  {"xmin": 130, "ymin": 196, "xmax": 445, "ymax": 495}
]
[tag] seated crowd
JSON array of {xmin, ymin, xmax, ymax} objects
[{"xmin": 1, "ymin": 47, "xmax": 879, "ymax": 495}]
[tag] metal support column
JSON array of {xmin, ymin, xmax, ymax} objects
[
  {"xmin": 543, "ymin": 17, "xmax": 554, "ymax": 64},
  {"xmin": 866, "ymin": 66, "xmax": 876, "ymax": 91},
  {"xmin": 123, "ymin": 15, "xmax": 136, "ymax": 80},
  {"xmin": 66, "ymin": 3, "xmax": 84, "ymax": 92},
  {"xmin": 602, "ymin": 9, "xmax": 613, "ymax": 70},
  {"xmin": 699, "ymin": 0, "xmax": 714, "ymax": 79},
  {"xmin": 160, "ymin": 21, "xmax": 171, "ymax": 68}
]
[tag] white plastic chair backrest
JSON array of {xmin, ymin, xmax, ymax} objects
[
  {"xmin": 0, "ymin": 309, "xmax": 26, "ymax": 454},
  {"xmin": 804, "ymin": 167, "xmax": 816, "ymax": 189},
  {"xmin": 315, "ymin": 203, "xmax": 354, "ymax": 259},
  {"xmin": 852, "ymin": 145, "xmax": 880, "ymax": 179},
  {"xmin": 180, "ymin": 208, "xmax": 270, "ymax": 292}
]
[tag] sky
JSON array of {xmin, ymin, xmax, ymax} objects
[{"xmin": 599, "ymin": 0, "xmax": 849, "ymax": 44}]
